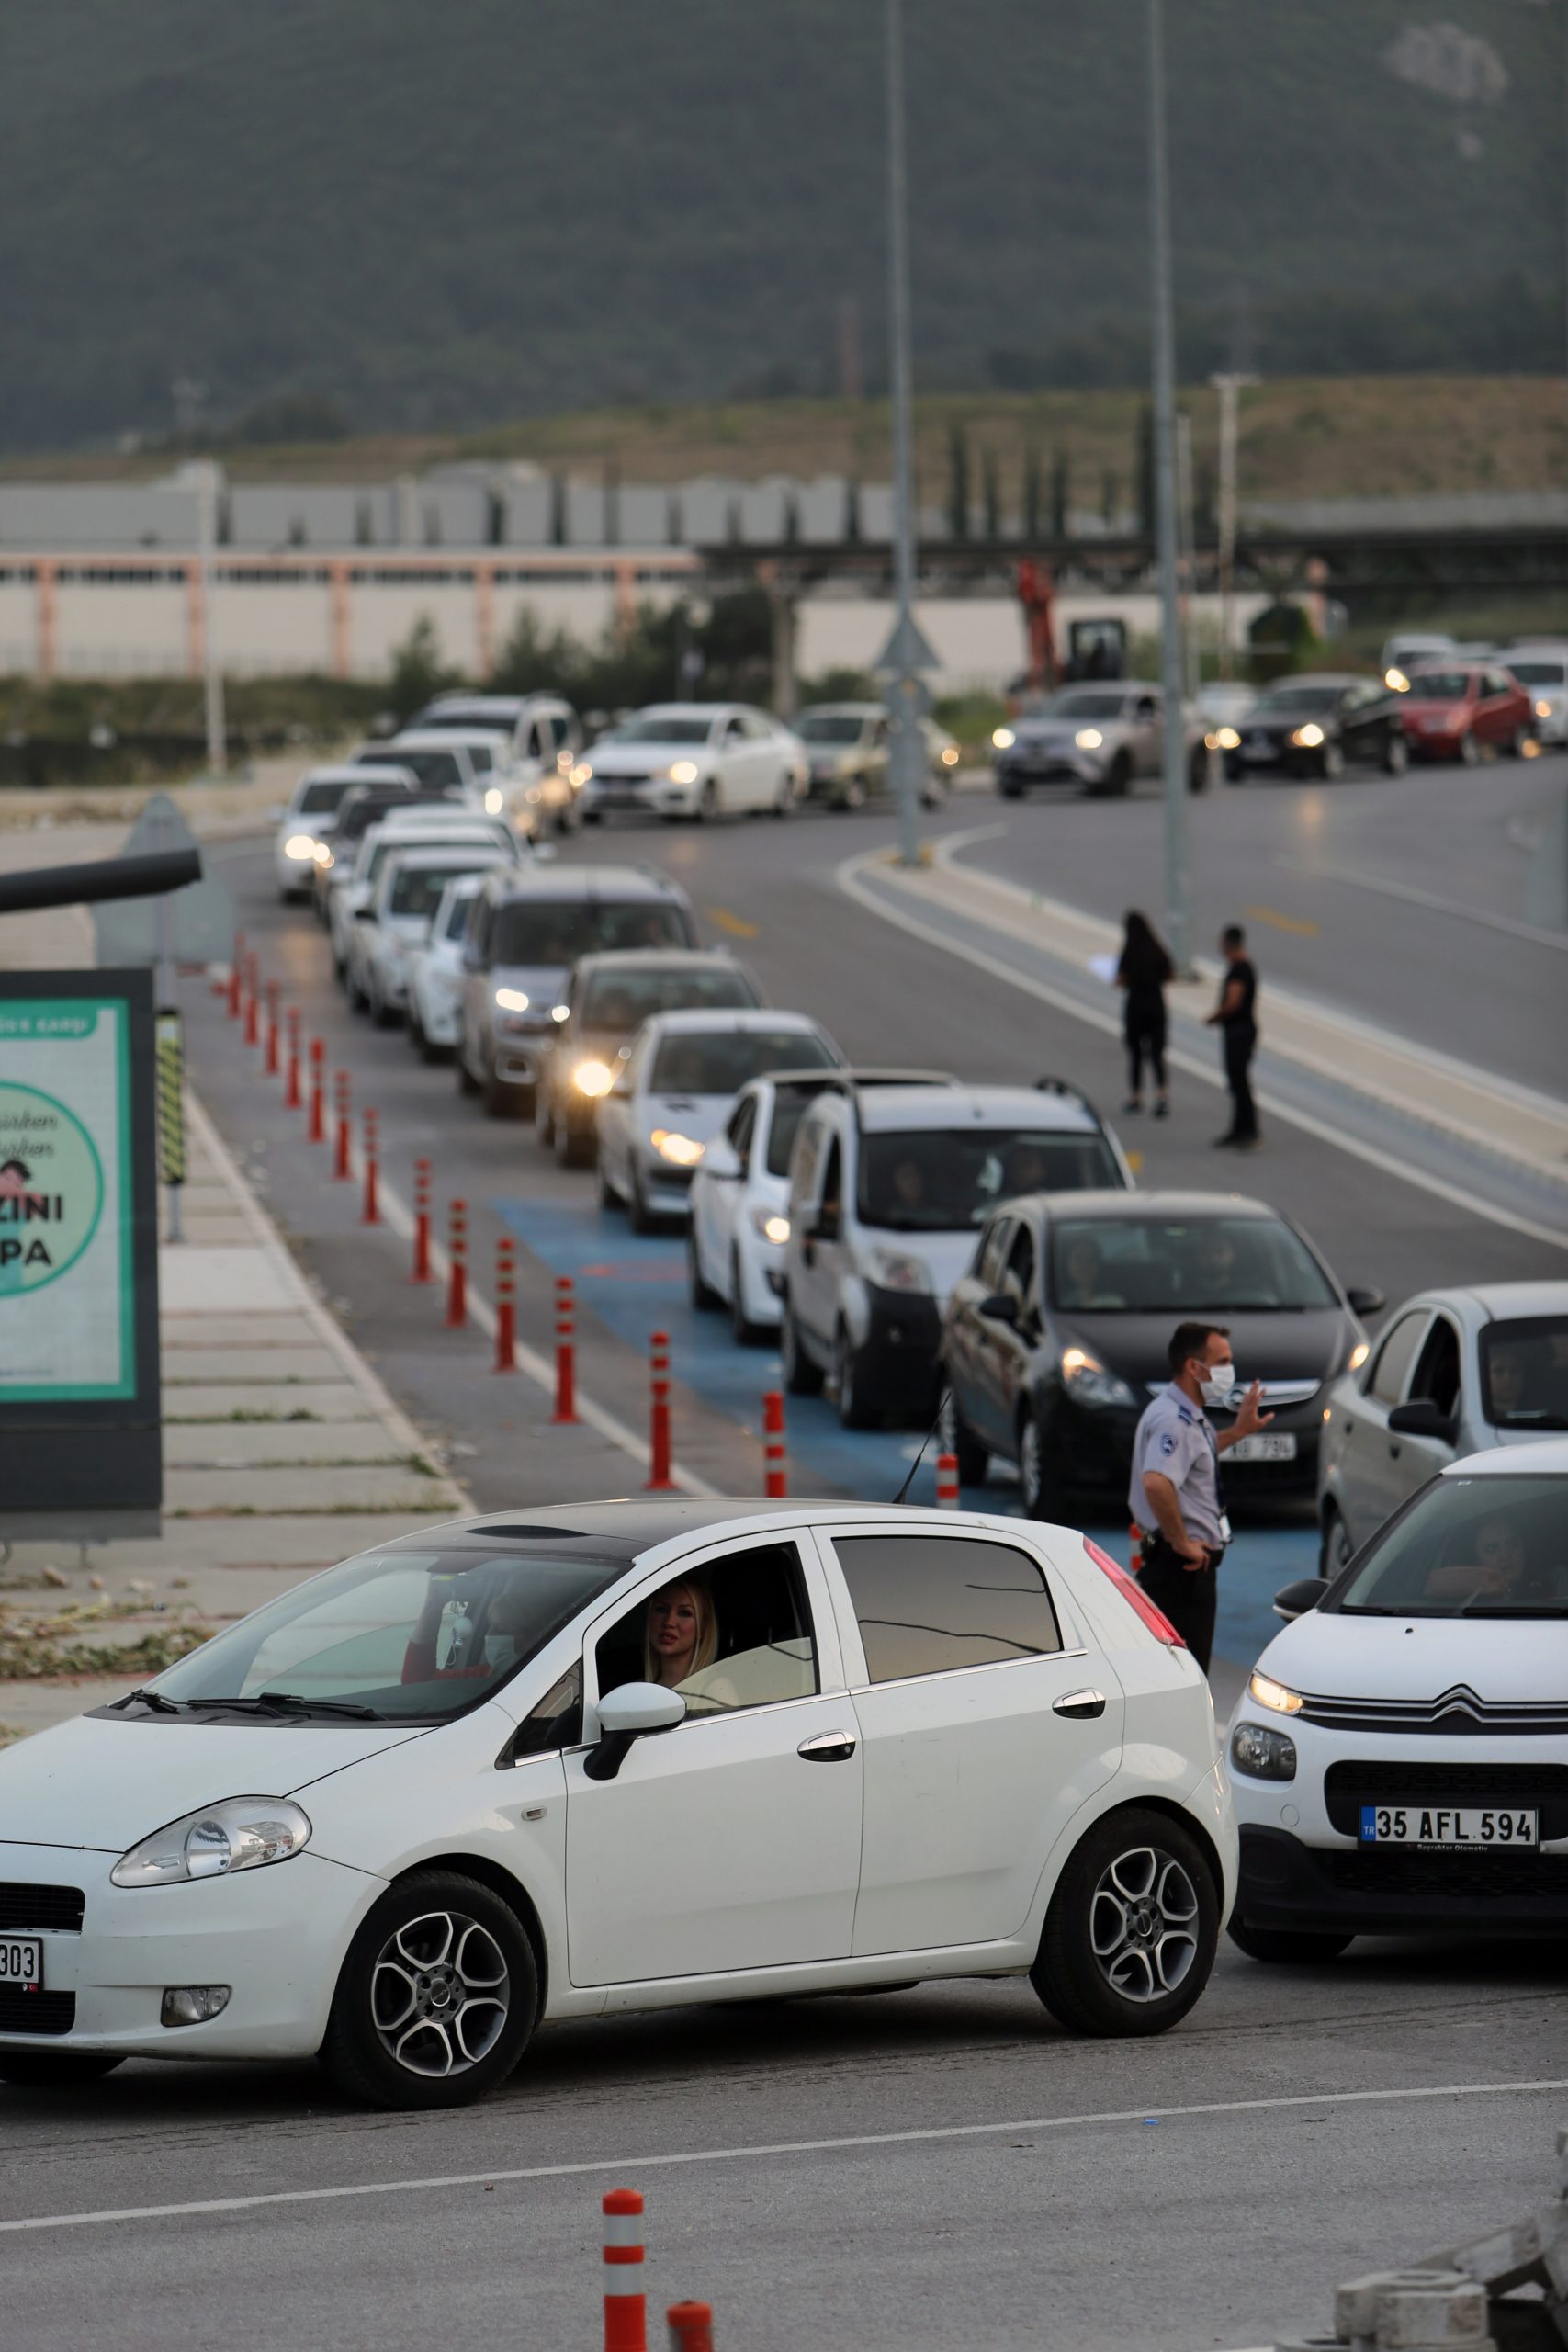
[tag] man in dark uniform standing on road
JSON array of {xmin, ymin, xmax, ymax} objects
[
  {"xmin": 1128, "ymin": 1321, "xmax": 1274, "ymax": 1672},
  {"xmin": 1208, "ymin": 922, "xmax": 1260, "ymax": 1148}
]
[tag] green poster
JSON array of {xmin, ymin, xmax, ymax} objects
[{"xmin": 0, "ymin": 998, "xmax": 134, "ymax": 1400}]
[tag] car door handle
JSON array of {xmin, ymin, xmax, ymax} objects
[
  {"xmin": 1052, "ymin": 1689, "xmax": 1107, "ymax": 1720},
  {"xmin": 797, "ymin": 1731, "xmax": 856, "ymax": 1761}
]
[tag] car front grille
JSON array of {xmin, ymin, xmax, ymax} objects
[
  {"xmin": 0, "ymin": 1990, "xmax": 75, "ymax": 2037},
  {"xmin": 1324, "ymin": 1761, "xmax": 1568, "ymax": 1840},
  {"xmin": 1325, "ymin": 1847, "xmax": 1568, "ymax": 1900},
  {"xmin": 0, "ymin": 1885, "xmax": 85, "ymax": 1933},
  {"xmin": 1301, "ymin": 1685, "xmax": 1568, "ymax": 1737}
]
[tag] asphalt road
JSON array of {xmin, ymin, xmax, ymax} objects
[{"xmin": 30, "ymin": 790, "xmax": 1555, "ymax": 2352}]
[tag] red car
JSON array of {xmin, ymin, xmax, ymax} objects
[{"xmin": 1398, "ymin": 663, "xmax": 1534, "ymax": 764}]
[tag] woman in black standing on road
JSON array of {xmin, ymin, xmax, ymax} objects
[{"xmin": 1117, "ymin": 910, "xmax": 1174, "ymax": 1118}]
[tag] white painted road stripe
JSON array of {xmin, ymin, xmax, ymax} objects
[
  {"xmin": 2, "ymin": 2078, "xmax": 1563, "ymax": 2237},
  {"xmin": 838, "ymin": 847, "xmax": 1568, "ymax": 1253},
  {"xmin": 1300, "ymin": 858, "xmax": 1568, "ymax": 954}
]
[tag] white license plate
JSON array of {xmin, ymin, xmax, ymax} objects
[
  {"xmin": 1226, "ymin": 1431, "xmax": 1297, "ymax": 1463},
  {"xmin": 0, "ymin": 1937, "xmax": 42, "ymax": 1988},
  {"xmin": 1359, "ymin": 1804, "xmax": 1538, "ymax": 1849}
]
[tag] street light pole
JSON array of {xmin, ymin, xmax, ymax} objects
[
  {"xmin": 1210, "ymin": 370, "xmax": 1258, "ymax": 682},
  {"xmin": 196, "ymin": 460, "xmax": 227, "ymax": 777},
  {"xmin": 1147, "ymin": 0, "xmax": 1190, "ymax": 974},
  {"xmin": 885, "ymin": 0, "xmax": 923, "ymax": 867}
]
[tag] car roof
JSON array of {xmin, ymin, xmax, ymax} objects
[
  {"xmin": 634, "ymin": 702, "xmax": 748, "ymax": 720},
  {"xmin": 380, "ymin": 1497, "xmax": 1051, "ymax": 1558},
  {"xmin": 298, "ymin": 763, "xmax": 412, "ymax": 786},
  {"xmin": 841, "ymin": 1084, "xmax": 1100, "ymax": 1134},
  {"xmin": 1406, "ymin": 1281, "xmax": 1568, "ymax": 1319},
  {"xmin": 487, "ymin": 864, "xmax": 687, "ymax": 904},
  {"xmin": 1028, "ymin": 1187, "xmax": 1279, "ymax": 1221},
  {"xmin": 638, "ymin": 1007, "xmax": 824, "ymax": 1037},
  {"xmin": 378, "ymin": 842, "xmax": 506, "ymax": 868},
  {"xmin": 1444, "ymin": 1437, "xmax": 1568, "ymax": 1478},
  {"xmin": 1258, "ymin": 673, "xmax": 1361, "ymax": 691},
  {"xmin": 572, "ymin": 948, "xmax": 737, "ymax": 974}
]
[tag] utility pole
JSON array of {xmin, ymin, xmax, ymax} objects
[
  {"xmin": 1146, "ymin": 0, "xmax": 1190, "ymax": 973},
  {"xmin": 885, "ymin": 0, "xmax": 923, "ymax": 867},
  {"xmin": 195, "ymin": 459, "xmax": 227, "ymax": 776},
  {"xmin": 1210, "ymin": 371, "xmax": 1258, "ymax": 681}
]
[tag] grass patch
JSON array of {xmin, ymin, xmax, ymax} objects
[{"xmin": 0, "ymin": 1601, "xmax": 210, "ymax": 1681}]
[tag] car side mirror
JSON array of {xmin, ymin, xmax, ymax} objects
[
  {"xmin": 979, "ymin": 1292, "xmax": 1020, "ymax": 1325},
  {"xmin": 1387, "ymin": 1396, "xmax": 1456, "ymax": 1444},
  {"xmin": 1273, "ymin": 1576, "xmax": 1331, "ymax": 1623},
  {"xmin": 583, "ymin": 1682, "xmax": 686, "ymax": 1782},
  {"xmin": 1346, "ymin": 1285, "xmax": 1385, "ymax": 1317}
]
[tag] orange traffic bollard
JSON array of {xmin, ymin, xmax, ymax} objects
[
  {"xmin": 360, "ymin": 1108, "xmax": 380, "ymax": 1225},
  {"xmin": 264, "ymin": 979, "xmax": 281, "ymax": 1075},
  {"xmin": 445, "ymin": 1200, "xmax": 468, "ymax": 1327},
  {"xmin": 411, "ymin": 1157, "xmax": 433, "ymax": 1283},
  {"xmin": 307, "ymin": 1039, "xmax": 327, "ymax": 1142},
  {"xmin": 935, "ymin": 1451, "xmax": 960, "ymax": 1508},
  {"xmin": 762, "ymin": 1389, "xmax": 787, "ymax": 1498},
  {"xmin": 666, "ymin": 2304, "xmax": 713, "ymax": 2352},
  {"xmin": 243, "ymin": 955, "xmax": 262, "ymax": 1047},
  {"xmin": 226, "ymin": 931, "xmax": 245, "ymax": 1019},
  {"xmin": 333, "ymin": 1070, "xmax": 353, "ymax": 1180},
  {"xmin": 603, "ymin": 2189, "xmax": 646, "ymax": 2352},
  {"xmin": 493, "ymin": 1235, "xmax": 516, "ymax": 1372},
  {"xmin": 284, "ymin": 1008, "xmax": 302, "ymax": 1109},
  {"xmin": 552, "ymin": 1275, "xmax": 578, "ymax": 1422},
  {"xmin": 645, "ymin": 1331, "xmax": 675, "ymax": 1492}
]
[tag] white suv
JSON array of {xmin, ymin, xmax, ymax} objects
[{"xmin": 781, "ymin": 1080, "xmax": 1132, "ymax": 1429}]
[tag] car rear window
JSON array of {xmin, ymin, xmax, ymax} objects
[
  {"xmin": 650, "ymin": 1028, "xmax": 835, "ymax": 1095},
  {"xmin": 297, "ymin": 779, "xmax": 354, "ymax": 815},
  {"xmin": 1335, "ymin": 1475, "xmax": 1568, "ymax": 1617},
  {"xmin": 1506, "ymin": 660, "xmax": 1568, "ymax": 686},
  {"xmin": 833, "ymin": 1534, "xmax": 1062, "ymax": 1682},
  {"xmin": 491, "ymin": 899, "xmax": 693, "ymax": 963},
  {"xmin": 1408, "ymin": 673, "xmax": 1474, "ymax": 700},
  {"xmin": 1480, "ymin": 1316, "xmax": 1568, "ymax": 1431},
  {"xmin": 579, "ymin": 966, "xmax": 759, "ymax": 1029},
  {"xmin": 389, "ymin": 861, "xmax": 493, "ymax": 918}
]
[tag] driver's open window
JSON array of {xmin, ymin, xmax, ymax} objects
[
  {"xmin": 593, "ymin": 1543, "xmax": 818, "ymax": 1718},
  {"xmin": 1409, "ymin": 1315, "xmax": 1461, "ymax": 1418}
]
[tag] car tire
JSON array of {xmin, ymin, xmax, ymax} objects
[
  {"xmin": 1030, "ymin": 1805, "xmax": 1219, "ymax": 2039},
  {"xmin": 370, "ymin": 986, "xmax": 399, "ymax": 1030},
  {"xmin": 535, "ymin": 1092, "xmax": 556, "ymax": 1149},
  {"xmin": 1224, "ymin": 755, "xmax": 1247, "ymax": 785},
  {"xmin": 729, "ymin": 1249, "xmax": 766, "ymax": 1345},
  {"xmin": 1459, "ymin": 729, "xmax": 1480, "ymax": 767},
  {"xmin": 457, "ymin": 1048, "xmax": 480, "ymax": 1098},
  {"xmin": 345, "ymin": 964, "xmax": 368, "ymax": 1012},
  {"xmin": 581, "ymin": 809, "xmax": 603, "ymax": 826},
  {"xmin": 419, "ymin": 1028, "xmax": 448, "ymax": 1066},
  {"xmin": 998, "ymin": 777, "xmax": 1023, "ymax": 799},
  {"xmin": 1102, "ymin": 750, "xmax": 1133, "ymax": 799},
  {"xmin": 1226, "ymin": 1918, "xmax": 1354, "ymax": 1965},
  {"xmin": 835, "ymin": 1323, "xmax": 879, "ymax": 1430},
  {"xmin": 687, "ymin": 1227, "xmax": 720, "ymax": 1310},
  {"xmin": 781, "ymin": 1300, "xmax": 825, "ymax": 1396},
  {"xmin": 1508, "ymin": 726, "xmax": 1530, "ymax": 760},
  {"xmin": 0, "ymin": 2050, "xmax": 125, "ymax": 2086},
  {"xmin": 840, "ymin": 775, "xmax": 867, "ymax": 812},
  {"xmin": 772, "ymin": 774, "xmax": 794, "ymax": 818},
  {"xmin": 1319, "ymin": 1505, "xmax": 1355, "ymax": 1580},
  {"xmin": 483, "ymin": 1070, "xmax": 523, "ymax": 1120},
  {"xmin": 1018, "ymin": 1409, "xmax": 1056, "ymax": 1520},
  {"xmin": 407, "ymin": 1005, "xmax": 428, "ymax": 1055},
  {"xmin": 556, "ymin": 1118, "xmax": 592, "ymax": 1171},
  {"xmin": 1319, "ymin": 741, "xmax": 1345, "ymax": 782},
  {"xmin": 1382, "ymin": 730, "xmax": 1409, "ymax": 775},
  {"xmin": 696, "ymin": 779, "xmax": 720, "ymax": 823},
  {"xmin": 596, "ymin": 1151, "xmax": 624, "ymax": 1211},
  {"xmin": 1187, "ymin": 745, "xmax": 1210, "ymax": 795},
  {"xmin": 320, "ymin": 1869, "xmax": 537, "ymax": 2111},
  {"xmin": 626, "ymin": 1167, "xmax": 655, "ymax": 1233},
  {"xmin": 950, "ymin": 1408, "xmax": 988, "ymax": 1488}
]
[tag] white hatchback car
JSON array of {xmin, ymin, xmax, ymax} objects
[
  {"xmin": 0, "ymin": 1499, "xmax": 1234, "ymax": 2108},
  {"xmin": 581, "ymin": 704, "xmax": 806, "ymax": 822},
  {"xmin": 1227, "ymin": 1441, "xmax": 1568, "ymax": 1962},
  {"xmin": 333, "ymin": 813, "xmax": 520, "ymax": 984},
  {"xmin": 272, "ymin": 764, "xmax": 412, "ymax": 901},
  {"xmin": 355, "ymin": 845, "xmax": 512, "ymax": 1028},
  {"xmin": 596, "ymin": 1010, "xmax": 842, "ymax": 1231},
  {"xmin": 406, "ymin": 875, "xmax": 488, "ymax": 1061}
]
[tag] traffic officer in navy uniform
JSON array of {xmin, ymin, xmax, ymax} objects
[{"xmin": 1128, "ymin": 1320, "xmax": 1274, "ymax": 1673}]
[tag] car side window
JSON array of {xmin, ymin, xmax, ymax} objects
[
  {"xmin": 834, "ymin": 1534, "xmax": 1062, "ymax": 1683},
  {"xmin": 818, "ymin": 1136, "xmax": 843, "ymax": 1239},
  {"xmin": 1003, "ymin": 1221, "xmax": 1036, "ymax": 1310},
  {"xmin": 724, "ymin": 716, "xmax": 747, "ymax": 743},
  {"xmin": 593, "ymin": 1542, "xmax": 818, "ymax": 1717},
  {"xmin": 503, "ymin": 1663, "xmax": 582, "ymax": 1761},
  {"xmin": 1369, "ymin": 1310, "xmax": 1427, "ymax": 1406},
  {"xmin": 1409, "ymin": 1314, "xmax": 1461, "ymax": 1418},
  {"xmin": 728, "ymin": 1096, "xmax": 757, "ymax": 1164},
  {"xmin": 976, "ymin": 1217, "xmax": 1011, "ymax": 1290},
  {"xmin": 467, "ymin": 899, "xmax": 493, "ymax": 966}
]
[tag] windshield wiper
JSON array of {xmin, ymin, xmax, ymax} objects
[
  {"xmin": 116, "ymin": 1686, "xmax": 184, "ymax": 1715},
  {"xmin": 1456, "ymin": 1603, "xmax": 1568, "ymax": 1618},
  {"xmin": 183, "ymin": 1692, "xmax": 382, "ymax": 1720}
]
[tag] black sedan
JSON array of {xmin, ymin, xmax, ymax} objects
[
  {"xmin": 1221, "ymin": 675, "xmax": 1408, "ymax": 783},
  {"xmin": 942, "ymin": 1190, "xmax": 1382, "ymax": 1519}
]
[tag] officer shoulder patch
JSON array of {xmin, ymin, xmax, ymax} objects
[{"xmin": 1159, "ymin": 1431, "xmax": 1178, "ymax": 1455}]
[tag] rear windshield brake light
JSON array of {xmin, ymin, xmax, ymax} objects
[{"xmin": 1083, "ymin": 1535, "xmax": 1186, "ymax": 1648}]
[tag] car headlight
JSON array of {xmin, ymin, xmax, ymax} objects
[
  {"xmin": 1385, "ymin": 667, "xmax": 1410, "ymax": 693},
  {"xmin": 495, "ymin": 987, "xmax": 530, "ymax": 1012},
  {"xmin": 1216, "ymin": 726, "xmax": 1241, "ymax": 751},
  {"xmin": 284, "ymin": 832, "xmax": 319, "ymax": 861},
  {"xmin": 941, "ymin": 745, "xmax": 959, "ymax": 766},
  {"xmin": 1247, "ymin": 1669, "xmax": 1303, "ymax": 1716},
  {"xmin": 869, "ymin": 1248, "xmax": 931, "ymax": 1293},
  {"xmin": 111, "ymin": 1796, "xmax": 312, "ymax": 1888},
  {"xmin": 1059, "ymin": 1345, "xmax": 1137, "ymax": 1408},
  {"xmin": 751, "ymin": 1208, "xmax": 790, "ymax": 1245},
  {"xmin": 991, "ymin": 727, "xmax": 1015, "ymax": 750},
  {"xmin": 1348, "ymin": 1340, "xmax": 1369, "ymax": 1372},
  {"xmin": 571, "ymin": 763, "xmax": 592, "ymax": 786},
  {"xmin": 482, "ymin": 786, "xmax": 504, "ymax": 814},
  {"xmin": 1292, "ymin": 722, "xmax": 1325, "ymax": 748},
  {"xmin": 651, "ymin": 1128, "xmax": 704, "ymax": 1166},
  {"xmin": 668, "ymin": 761, "xmax": 701, "ymax": 786},
  {"xmin": 573, "ymin": 1058, "xmax": 614, "ymax": 1098},
  {"xmin": 550, "ymin": 1003, "xmax": 570, "ymax": 1023},
  {"xmin": 1229, "ymin": 1722, "xmax": 1297, "ymax": 1781},
  {"xmin": 313, "ymin": 844, "xmax": 334, "ymax": 868},
  {"xmin": 1536, "ymin": 699, "xmax": 1552, "ymax": 719},
  {"xmin": 1075, "ymin": 728, "xmax": 1103, "ymax": 751}
]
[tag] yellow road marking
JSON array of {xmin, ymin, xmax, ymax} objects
[
  {"xmin": 708, "ymin": 906, "xmax": 761, "ymax": 939},
  {"xmin": 1244, "ymin": 904, "xmax": 1319, "ymax": 938}
]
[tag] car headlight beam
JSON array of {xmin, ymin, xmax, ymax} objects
[
  {"xmin": 991, "ymin": 727, "xmax": 1015, "ymax": 750},
  {"xmin": 573, "ymin": 1058, "xmax": 614, "ymax": 1098},
  {"xmin": 1247, "ymin": 1668, "xmax": 1304, "ymax": 1716},
  {"xmin": 668, "ymin": 760, "xmax": 701, "ymax": 786},
  {"xmin": 1075, "ymin": 728, "xmax": 1103, "ymax": 751},
  {"xmin": 284, "ymin": 833, "xmax": 319, "ymax": 861},
  {"xmin": 1216, "ymin": 726, "xmax": 1241, "ymax": 751},
  {"xmin": 494, "ymin": 987, "xmax": 531, "ymax": 1012},
  {"xmin": 1292, "ymin": 722, "xmax": 1325, "ymax": 749},
  {"xmin": 1059, "ymin": 1345, "xmax": 1137, "ymax": 1409},
  {"xmin": 112, "ymin": 1795, "xmax": 312, "ymax": 1888},
  {"xmin": 651, "ymin": 1128, "xmax": 704, "ymax": 1166}
]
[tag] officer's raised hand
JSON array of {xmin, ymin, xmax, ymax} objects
[{"xmin": 1218, "ymin": 1378, "xmax": 1274, "ymax": 1449}]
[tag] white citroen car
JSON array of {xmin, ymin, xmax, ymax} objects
[
  {"xmin": 581, "ymin": 704, "xmax": 806, "ymax": 822},
  {"xmin": 0, "ymin": 1499, "xmax": 1234, "ymax": 2109},
  {"xmin": 406, "ymin": 874, "xmax": 487, "ymax": 1061},
  {"xmin": 1226, "ymin": 1440, "xmax": 1568, "ymax": 1962},
  {"xmin": 596, "ymin": 1010, "xmax": 841, "ymax": 1231}
]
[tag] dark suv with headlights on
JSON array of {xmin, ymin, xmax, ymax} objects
[
  {"xmin": 535, "ymin": 949, "xmax": 762, "ymax": 1166},
  {"xmin": 942, "ymin": 1190, "xmax": 1382, "ymax": 1519},
  {"xmin": 1221, "ymin": 675, "xmax": 1407, "ymax": 782}
]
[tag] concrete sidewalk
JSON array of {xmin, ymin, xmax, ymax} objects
[{"xmin": 0, "ymin": 1090, "xmax": 468, "ymax": 1742}]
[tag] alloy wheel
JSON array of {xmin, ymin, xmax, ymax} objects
[
  {"xmin": 1019, "ymin": 1415, "xmax": 1047, "ymax": 1516},
  {"xmin": 1089, "ymin": 1847, "xmax": 1200, "ymax": 2005},
  {"xmin": 369, "ymin": 1909, "xmax": 510, "ymax": 2081}
]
